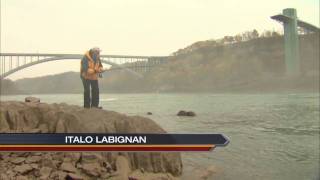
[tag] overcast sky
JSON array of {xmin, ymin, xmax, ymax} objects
[{"xmin": 1, "ymin": 0, "xmax": 319, "ymax": 80}]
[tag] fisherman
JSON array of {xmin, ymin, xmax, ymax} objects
[{"xmin": 80, "ymin": 47, "xmax": 103, "ymax": 108}]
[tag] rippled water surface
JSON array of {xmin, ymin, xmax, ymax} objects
[{"xmin": 2, "ymin": 93, "xmax": 319, "ymax": 180}]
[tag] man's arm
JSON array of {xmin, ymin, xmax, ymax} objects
[{"xmin": 81, "ymin": 57, "xmax": 88, "ymax": 73}]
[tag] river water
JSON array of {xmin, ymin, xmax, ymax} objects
[{"xmin": 1, "ymin": 93, "xmax": 319, "ymax": 180}]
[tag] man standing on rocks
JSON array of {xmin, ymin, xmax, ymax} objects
[{"xmin": 80, "ymin": 47, "xmax": 103, "ymax": 108}]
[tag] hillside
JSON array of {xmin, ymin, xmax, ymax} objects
[{"xmin": 1, "ymin": 31, "xmax": 319, "ymax": 94}]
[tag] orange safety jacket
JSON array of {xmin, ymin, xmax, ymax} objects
[{"xmin": 80, "ymin": 51, "xmax": 102, "ymax": 80}]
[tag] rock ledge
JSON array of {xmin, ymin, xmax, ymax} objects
[{"xmin": 0, "ymin": 101, "xmax": 182, "ymax": 180}]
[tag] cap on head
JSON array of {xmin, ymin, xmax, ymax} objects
[{"xmin": 91, "ymin": 47, "xmax": 101, "ymax": 53}]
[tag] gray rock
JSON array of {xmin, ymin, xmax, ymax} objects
[
  {"xmin": 66, "ymin": 173, "xmax": 85, "ymax": 180},
  {"xmin": 48, "ymin": 171, "xmax": 58, "ymax": 179},
  {"xmin": 30, "ymin": 163, "xmax": 39, "ymax": 170},
  {"xmin": 25, "ymin": 96, "xmax": 40, "ymax": 103},
  {"xmin": 81, "ymin": 162, "xmax": 102, "ymax": 177},
  {"xmin": 0, "ymin": 174, "xmax": 9, "ymax": 180},
  {"xmin": 31, "ymin": 152, "xmax": 42, "ymax": 156},
  {"xmin": 15, "ymin": 152, "xmax": 30, "ymax": 157},
  {"xmin": 101, "ymin": 173, "xmax": 112, "ymax": 179},
  {"xmin": 38, "ymin": 124, "xmax": 49, "ymax": 133},
  {"xmin": 60, "ymin": 162, "xmax": 77, "ymax": 173},
  {"xmin": 52, "ymin": 160, "xmax": 62, "ymax": 169},
  {"xmin": 9, "ymin": 157, "xmax": 25, "ymax": 164},
  {"xmin": 26, "ymin": 128, "xmax": 41, "ymax": 133},
  {"xmin": 64, "ymin": 153, "xmax": 81, "ymax": 166},
  {"xmin": 50, "ymin": 171, "xmax": 68, "ymax": 179},
  {"xmin": 39, "ymin": 167, "xmax": 52, "ymax": 179},
  {"xmin": 13, "ymin": 164, "xmax": 33, "ymax": 174},
  {"xmin": 15, "ymin": 175, "xmax": 29, "ymax": 180},
  {"xmin": 81, "ymin": 152, "xmax": 103, "ymax": 164},
  {"xmin": 103, "ymin": 161, "xmax": 113, "ymax": 173},
  {"xmin": 5, "ymin": 170, "xmax": 15, "ymax": 178},
  {"xmin": 25, "ymin": 156, "xmax": 42, "ymax": 163},
  {"xmin": 51, "ymin": 152, "xmax": 64, "ymax": 161},
  {"xmin": 140, "ymin": 168, "xmax": 145, "ymax": 173},
  {"xmin": 41, "ymin": 158, "xmax": 55, "ymax": 168},
  {"xmin": 177, "ymin": 110, "xmax": 196, "ymax": 117},
  {"xmin": 114, "ymin": 155, "xmax": 131, "ymax": 179}
]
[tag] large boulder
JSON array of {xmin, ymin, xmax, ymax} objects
[{"xmin": 0, "ymin": 101, "xmax": 183, "ymax": 179}]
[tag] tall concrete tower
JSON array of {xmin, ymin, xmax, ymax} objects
[
  {"xmin": 271, "ymin": 8, "xmax": 319, "ymax": 76},
  {"xmin": 282, "ymin": 8, "xmax": 300, "ymax": 76}
]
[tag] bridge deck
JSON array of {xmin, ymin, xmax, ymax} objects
[{"xmin": 271, "ymin": 14, "xmax": 320, "ymax": 32}]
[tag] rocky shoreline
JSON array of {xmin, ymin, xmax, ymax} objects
[{"xmin": 0, "ymin": 100, "xmax": 183, "ymax": 180}]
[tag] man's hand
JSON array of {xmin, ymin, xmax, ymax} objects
[
  {"xmin": 87, "ymin": 68, "xmax": 95, "ymax": 74},
  {"xmin": 96, "ymin": 67, "xmax": 104, "ymax": 73}
]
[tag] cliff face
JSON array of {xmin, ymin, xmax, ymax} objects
[{"xmin": 0, "ymin": 101, "xmax": 182, "ymax": 179}]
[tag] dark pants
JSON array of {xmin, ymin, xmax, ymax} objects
[{"xmin": 81, "ymin": 77, "xmax": 99, "ymax": 108}]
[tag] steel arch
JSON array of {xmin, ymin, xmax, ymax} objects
[{"xmin": 0, "ymin": 56, "xmax": 143, "ymax": 79}]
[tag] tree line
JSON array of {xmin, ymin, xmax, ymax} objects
[{"xmin": 172, "ymin": 29, "xmax": 282, "ymax": 56}]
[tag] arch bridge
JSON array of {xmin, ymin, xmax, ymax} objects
[{"xmin": 0, "ymin": 53, "xmax": 169, "ymax": 79}]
